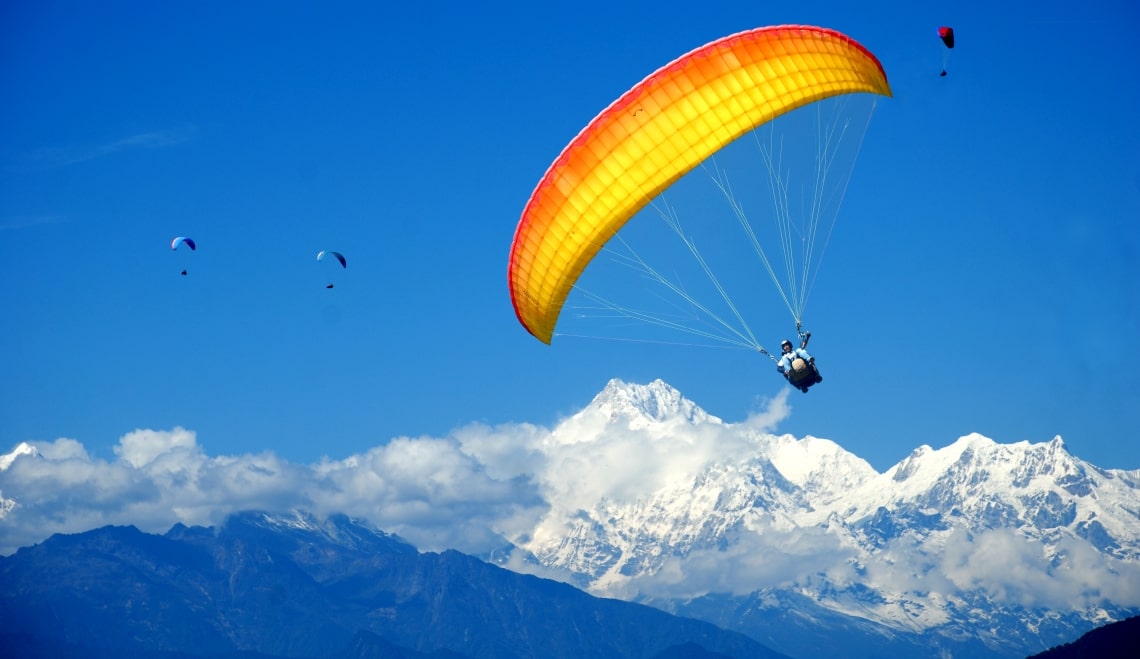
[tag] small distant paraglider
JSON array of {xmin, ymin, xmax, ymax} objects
[
  {"xmin": 317, "ymin": 250, "xmax": 346, "ymax": 288},
  {"xmin": 171, "ymin": 236, "xmax": 196, "ymax": 275},
  {"xmin": 938, "ymin": 26, "xmax": 955, "ymax": 77}
]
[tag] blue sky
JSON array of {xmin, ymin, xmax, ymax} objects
[{"xmin": 2, "ymin": 0, "xmax": 1137, "ymax": 475}]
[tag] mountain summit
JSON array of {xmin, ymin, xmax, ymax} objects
[
  {"xmin": 508, "ymin": 380, "xmax": 1140, "ymax": 659},
  {"xmin": 589, "ymin": 378, "xmax": 718, "ymax": 426}
]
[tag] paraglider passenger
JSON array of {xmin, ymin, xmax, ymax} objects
[
  {"xmin": 777, "ymin": 339, "xmax": 822, "ymax": 393},
  {"xmin": 776, "ymin": 339, "xmax": 809, "ymax": 374}
]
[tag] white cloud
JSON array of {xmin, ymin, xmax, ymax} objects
[
  {"xmin": 0, "ymin": 432, "xmax": 315, "ymax": 553},
  {"xmin": 0, "ymin": 427, "xmax": 546, "ymax": 557},
  {"xmin": 306, "ymin": 436, "xmax": 545, "ymax": 551},
  {"xmin": 115, "ymin": 427, "xmax": 197, "ymax": 468},
  {"xmin": 1, "ymin": 386, "xmax": 1137, "ymax": 627},
  {"xmin": 862, "ymin": 535, "xmax": 955, "ymax": 597},
  {"xmin": 740, "ymin": 388, "xmax": 792, "ymax": 433},
  {"xmin": 938, "ymin": 528, "xmax": 1140, "ymax": 609},
  {"xmin": 623, "ymin": 522, "xmax": 860, "ymax": 600},
  {"xmin": 0, "ymin": 390, "xmax": 768, "ymax": 556}
]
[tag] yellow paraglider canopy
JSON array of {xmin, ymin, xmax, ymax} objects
[{"xmin": 507, "ymin": 25, "xmax": 892, "ymax": 344}]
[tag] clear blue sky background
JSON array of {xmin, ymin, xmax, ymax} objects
[{"xmin": 2, "ymin": 0, "xmax": 1137, "ymax": 473}]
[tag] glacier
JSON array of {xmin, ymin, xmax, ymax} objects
[{"xmin": 499, "ymin": 379, "xmax": 1140, "ymax": 658}]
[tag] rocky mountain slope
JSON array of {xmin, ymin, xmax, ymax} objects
[{"xmin": 0, "ymin": 510, "xmax": 781, "ymax": 659}]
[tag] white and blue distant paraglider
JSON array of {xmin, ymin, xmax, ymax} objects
[
  {"xmin": 171, "ymin": 236, "xmax": 196, "ymax": 275},
  {"xmin": 317, "ymin": 250, "xmax": 346, "ymax": 288}
]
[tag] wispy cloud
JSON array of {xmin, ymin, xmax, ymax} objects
[
  {"xmin": 939, "ymin": 528, "xmax": 1140, "ymax": 609},
  {"xmin": 0, "ymin": 214, "xmax": 65, "ymax": 231},
  {"xmin": 13, "ymin": 127, "xmax": 195, "ymax": 170}
]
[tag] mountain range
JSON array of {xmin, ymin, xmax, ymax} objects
[
  {"xmin": 3, "ymin": 378, "xmax": 1139, "ymax": 658},
  {"xmin": 493, "ymin": 379, "xmax": 1140, "ymax": 658},
  {"xmin": 0, "ymin": 510, "xmax": 781, "ymax": 659}
]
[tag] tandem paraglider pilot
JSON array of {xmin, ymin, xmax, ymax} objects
[{"xmin": 777, "ymin": 339, "xmax": 823, "ymax": 393}]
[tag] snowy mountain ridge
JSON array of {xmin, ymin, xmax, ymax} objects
[
  {"xmin": 0, "ymin": 442, "xmax": 37, "ymax": 472},
  {"xmin": 4, "ymin": 378, "xmax": 1136, "ymax": 657},
  {"xmin": 506, "ymin": 379, "xmax": 1140, "ymax": 657}
]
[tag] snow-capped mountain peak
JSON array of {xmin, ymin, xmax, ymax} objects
[
  {"xmin": 222, "ymin": 510, "xmax": 415, "ymax": 555},
  {"xmin": 833, "ymin": 432, "xmax": 1140, "ymax": 557},
  {"xmin": 766, "ymin": 433, "xmax": 878, "ymax": 501},
  {"xmin": 551, "ymin": 379, "xmax": 722, "ymax": 444},
  {"xmin": 509, "ymin": 381, "xmax": 1140, "ymax": 658},
  {"xmin": 0, "ymin": 442, "xmax": 39, "ymax": 471},
  {"xmin": 590, "ymin": 378, "xmax": 717, "ymax": 425},
  {"xmin": 0, "ymin": 442, "xmax": 38, "ymax": 520}
]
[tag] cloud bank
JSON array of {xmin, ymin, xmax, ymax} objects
[
  {"xmin": 0, "ymin": 426, "xmax": 544, "ymax": 558},
  {"xmin": 0, "ymin": 393, "xmax": 782, "ymax": 558},
  {"xmin": 3, "ymin": 391, "xmax": 1138, "ymax": 618}
]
